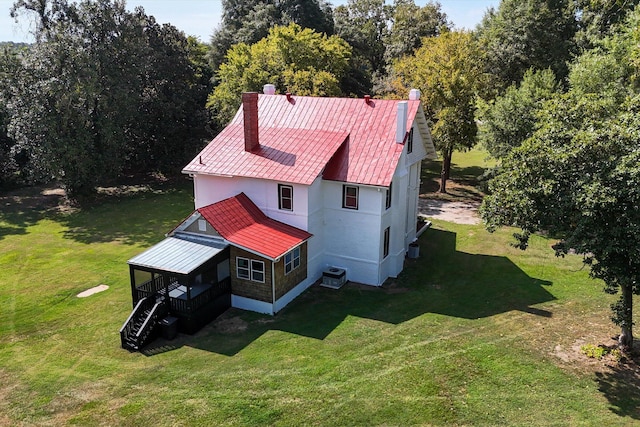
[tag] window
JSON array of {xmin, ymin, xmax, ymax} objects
[
  {"xmin": 383, "ymin": 227, "xmax": 390, "ymax": 258},
  {"xmin": 385, "ymin": 183, "xmax": 392, "ymax": 210},
  {"xmin": 236, "ymin": 257, "xmax": 265, "ymax": 282},
  {"xmin": 251, "ymin": 260, "xmax": 265, "ymax": 282},
  {"xmin": 279, "ymin": 184, "xmax": 293, "ymax": 211},
  {"xmin": 284, "ymin": 247, "xmax": 301, "ymax": 274},
  {"xmin": 407, "ymin": 128, "xmax": 414, "ymax": 154},
  {"xmin": 236, "ymin": 257, "xmax": 250, "ymax": 279},
  {"xmin": 343, "ymin": 185, "xmax": 359, "ymax": 209}
]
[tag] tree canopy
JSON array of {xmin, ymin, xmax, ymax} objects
[
  {"xmin": 5, "ymin": 0, "xmax": 209, "ymax": 197},
  {"xmin": 480, "ymin": 5, "xmax": 640, "ymax": 349},
  {"xmin": 207, "ymin": 23, "xmax": 351, "ymax": 127},
  {"xmin": 476, "ymin": 0, "xmax": 577, "ymax": 91},
  {"xmin": 478, "ymin": 68, "xmax": 558, "ymax": 159},
  {"xmin": 392, "ymin": 30, "xmax": 484, "ymax": 193}
]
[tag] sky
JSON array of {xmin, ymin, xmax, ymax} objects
[{"xmin": 0, "ymin": 0, "xmax": 500, "ymax": 43}]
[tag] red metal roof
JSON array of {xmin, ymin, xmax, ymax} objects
[
  {"xmin": 198, "ymin": 193, "xmax": 311, "ymax": 260},
  {"xmin": 183, "ymin": 94, "xmax": 422, "ymax": 187}
]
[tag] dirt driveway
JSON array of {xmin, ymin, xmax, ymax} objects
[{"xmin": 418, "ymin": 198, "xmax": 480, "ymax": 225}]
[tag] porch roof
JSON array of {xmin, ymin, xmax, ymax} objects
[{"xmin": 127, "ymin": 236, "xmax": 227, "ymax": 275}]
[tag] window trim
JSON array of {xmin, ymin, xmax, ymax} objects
[
  {"xmin": 236, "ymin": 256, "xmax": 265, "ymax": 283},
  {"xmin": 383, "ymin": 227, "xmax": 390, "ymax": 258},
  {"xmin": 236, "ymin": 257, "xmax": 250, "ymax": 280},
  {"xmin": 343, "ymin": 185, "xmax": 359, "ymax": 210},
  {"xmin": 284, "ymin": 246, "xmax": 301, "ymax": 275},
  {"xmin": 278, "ymin": 184, "xmax": 293, "ymax": 211},
  {"xmin": 407, "ymin": 127, "xmax": 414, "ymax": 154}
]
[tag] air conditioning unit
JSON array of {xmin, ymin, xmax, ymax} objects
[{"xmin": 321, "ymin": 267, "xmax": 346, "ymax": 289}]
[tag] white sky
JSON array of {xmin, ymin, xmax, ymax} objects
[{"xmin": 0, "ymin": 0, "xmax": 500, "ymax": 43}]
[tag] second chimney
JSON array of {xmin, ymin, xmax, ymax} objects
[
  {"xmin": 396, "ymin": 101, "xmax": 408, "ymax": 143},
  {"xmin": 242, "ymin": 92, "xmax": 259, "ymax": 152}
]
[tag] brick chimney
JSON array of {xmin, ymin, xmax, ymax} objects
[{"xmin": 242, "ymin": 92, "xmax": 259, "ymax": 152}]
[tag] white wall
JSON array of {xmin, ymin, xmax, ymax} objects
[{"xmin": 193, "ymin": 174, "xmax": 309, "ymax": 231}]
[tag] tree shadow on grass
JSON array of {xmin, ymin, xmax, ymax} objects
[
  {"xmin": 0, "ymin": 185, "xmax": 65, "ymax": 241},
  {"xmin": 595, "ymin": 355, "xmax": 640, "ymax": 419},
  {"xmin": 143, "ymin": 227, "xmax": 555, "ymax": 357},
  {"xmin": 56, "ymin": 180, "xmax": 194, "ymax": 247}
]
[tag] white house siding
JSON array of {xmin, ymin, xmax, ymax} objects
[
  {"xmin": 322, "ymin": 181, "xmax": 384, "ymax": 285},
  {"xmin": 193, "ymin": 174, "xmax": 309, "ymax": 231},
  {"xmin": 306, "ymin": 177, "xmax": 326, "ymax": 284}
]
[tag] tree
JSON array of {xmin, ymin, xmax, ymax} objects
[
  {"xmin": 208, "ymin": 0, "xmax": 334, "ymax": 75},
  {"xmin": 476, "ymin": 0, "xmax": 577, "ymax": 91},
  {"xmin": 574, "ymin": 0, "xmax": 640, "ymax": 49},
  {"xmin": 392, "ymin": 31, "xmax": 484, "ymax": 193},
  {"xmin": 207, "ymin": 23, "xmax": 351, "ymax": 127},
  {"xmin": 384, "ymin": 0, "xmax": 449, "ymax": 62},
  {"xmin": 481, "ymin": 93, "xmax": 640, "ymax": 349},
  {"xmin": 334, "ymin": 0, "xmax": 392, "ymax": 95},
  {"xmin": 7, "ymin": 0, "xmax": 209, "ymax": 197},
  {"xmin": 477, "ymin": 68, "xmax": 558, "ymax": 159}
]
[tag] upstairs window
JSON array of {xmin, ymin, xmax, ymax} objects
[
  {"xmin": 279, "ymin": 184, "xmax": 293, "ymax": 211},
  {"xmin": 385, "ymin": 183, "xmax": 392, "ymax": 210},
  {"xmin": 407, "ymin": 128, "xmax": 414, "ymax": 154},
  {"xmin": 284, "ymin": 247, "xmax": 301, "ymax": 274},
  {"xmin": 343, "ymin": 185, "xmax": 359, "ymax": 209}
]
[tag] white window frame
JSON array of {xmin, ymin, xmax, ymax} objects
[
  {"xmin": 251, "ymin": 260, "xmax": 265, "ymax": 283},
  {"xmin": 407, "ymin": 127, "xmax": 414, "ymax": 154},
  {"xmin": 284, "ymin": 247, "xmax": 301, "ymax": 275},
  {"xmin": 236, "ymin": 257, "xmax": 265, "ymax": 283},
  {"xmin": 343, "ymin": 185, "xmax": 359, "ymax": 210},
  {"xmin": 236, "ymin": 257, "xmax": 250, "ymax": 280},
  {"xmin": 278, "ymin": 184, "xmax": 293, "ymax": 211}
]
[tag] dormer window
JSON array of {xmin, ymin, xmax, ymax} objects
[
  {"xmin": 279, "ymin": 184, "xmax": 293, "ymax": 211},
  {"xmin": 407, "ymin": 128, "xmax": 414, "ymax": 154}
]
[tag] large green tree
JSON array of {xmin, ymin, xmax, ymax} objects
[
  {"xmin": 392, "ymin": 31, "xmax": 484, "ymax": 193},
  {"xmin": 477, "ymin": 68, "xmax": 558, "ymax": 159},
  {"xmin": 208, "ymin": 0, "xmax": 334, "ymax": 75},
  {"xmin": 477, "ymin": 0, "xmax": 577, "ymax": 91},
  {"xmin": 481, "ymin": 93, "xmax": 640, "ymax": 349},
  {"xmin": 481, "ymin": 6, "xmax": 640, "ymax": 349},
  {"xmin": 7, "ymin": 0, "xmax": 209, "ymax": 197},
  {"xmin": 207, "ymin": 23, "xmax": 351, "ymax": 127}
]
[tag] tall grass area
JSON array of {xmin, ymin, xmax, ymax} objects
[{"xmin": 1, "ymin": 163, "xmax": 639, "ymax": 425}]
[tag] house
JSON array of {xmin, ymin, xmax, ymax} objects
[{"xmin": 121, "ymin": 86, "xmax": 436, "ymax": 351}]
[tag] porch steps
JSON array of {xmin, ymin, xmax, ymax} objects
[{"xmin": 120, "ymin": 298, "xmax": 166, "ymax": 351}]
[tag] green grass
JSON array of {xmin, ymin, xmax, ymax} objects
[{"xmin": 1, "ymin": 171, "xmax": 639, "ymax": 425}]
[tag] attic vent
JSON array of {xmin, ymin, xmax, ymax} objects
[{"xmin": 198, "ymin": 219, "xmax": 207, "ymax": 232}]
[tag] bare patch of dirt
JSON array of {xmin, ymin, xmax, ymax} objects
[
  {"xmin": 213, "ymin": 312, "xmax": 248, "ymax": 334},
  {"xmin": 419, "ymin": 198, "xmax": 480, "ymax": 225}
]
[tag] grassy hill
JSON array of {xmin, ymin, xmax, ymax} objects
[{"xmin": 1, "ymin": 155, "xmax": 638, "ymax": 426}]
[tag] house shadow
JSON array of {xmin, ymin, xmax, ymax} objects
[{"xmin": 143, "ymin": 227, "xmax": 555, "ymax": 357}]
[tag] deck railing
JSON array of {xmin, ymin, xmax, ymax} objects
[{"xmin": 169, "ymin": 278, "xmax": 231, "ymax": 314}]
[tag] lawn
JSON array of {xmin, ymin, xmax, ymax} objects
[{"xmin": 1, "ymin": 160, "xmax": 639, "ymax": 426}]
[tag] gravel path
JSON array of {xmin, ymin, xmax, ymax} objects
[{"xmin": 418, "ymin": 199, "xmax": 480, "ymax": 225}]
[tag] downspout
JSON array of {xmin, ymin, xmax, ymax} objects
[{"xmin": 271, "ymin": 261, "xmax": 276, "ymax": 315}]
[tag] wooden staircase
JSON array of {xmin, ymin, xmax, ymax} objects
[{"xmin": 120, "ymin": 297, "xmax": 166, "ymax": 351}]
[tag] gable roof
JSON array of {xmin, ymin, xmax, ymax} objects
[
  {"xmin": 197, "ymin": 193, "xmax": 311, "ymax": 260},
  {"xmin": 183, "ymin": 94, "xmax": 433, "ymax": 187}
]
